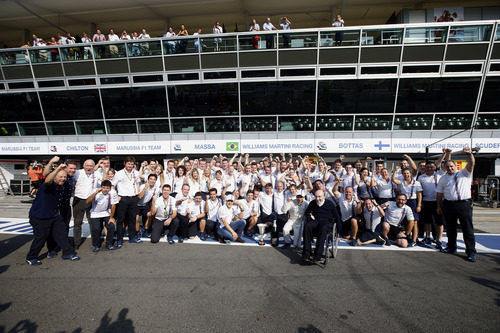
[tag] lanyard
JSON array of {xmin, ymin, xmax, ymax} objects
[
  {"xmin": 86, "ymin": 171, "xmax": 95, "ymax": 190},
  {"xmin": 106, "ymin": 193, "xmax": 111, "ymax": 212},
  {"xmin": 454, "ymin": 173, "xmax": 461, "ymax": 200},
  {"xmin": 407, "ymin": 179, "xmax": 415, "ymax": 199},
  {"xmin": 163, "ymin": 198, "xmax": 172, "ymax": 217}
]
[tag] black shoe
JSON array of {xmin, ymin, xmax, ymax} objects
[
  {"xmin": 280, "ymin": 243, "xmax": 290, "ymax": 249},
  {"xmin": 235, "ymin": 237, "xmax": 245, "ymax": 243},
  {"xmin": 467, "ymin": 253, "xmax": 476, "ymax": 262},
  {"xmin": 383, "ymin": 237, "xmax": 391, "ymax": 246},
  {"xmin": 376, "ymin": 235, "xmax": 386, "ymax": 245},
  {"xmin": 444, "ymin": 247, "xmax": 457, "ymax": 254}
]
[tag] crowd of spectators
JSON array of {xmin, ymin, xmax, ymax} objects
[{"xmin": 24, "ymin": 148, "xmax": 478, "ymax": 266}]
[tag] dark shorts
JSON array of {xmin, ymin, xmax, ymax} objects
[
  {"xmin": 137, "ymin": 201, "xmax": 152, "ymax": 216},
  {"xmin": 387, "ymin": 224, "xmax": 404, "ymax": 240},
  {"xmin": 359, "ymin": 224, "xmax": 382, "ymax": 242},
  {"xmin": 421, "ymin": 201, "xmax": 444, "ymax": 226},
  {"xmin": 340, "ymin": 218, "xmax": 358, "ymax": 237},
  {"xmin": 406, "ymin": 199, "xmax": 420, "ymax": 221}
]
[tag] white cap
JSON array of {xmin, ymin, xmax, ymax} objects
[{"xmin": 225, "ymin": 195, "xmax": 234, "ymax": 201}]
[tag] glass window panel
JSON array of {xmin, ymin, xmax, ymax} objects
[
  {"xmin": 433, "ymin": 114, "xmax": 472, "ymax": 130},
  {"xmin": 167, "ymin": 83, "xmax": 238, "ymax": 117},
  {"xmin": 59, "ymin": 45, "xmax": 93, "ymax": 61},
  {"xmin": 107, "ymin": 120, "xmax": 137, "ymax": 134},
  {"xmin": 0, "ymin": 123, "xmax": 19, "ymax": 136},
  {"xmin": 162, "ymin": 37, "xmax": 196, "ymax": 54},
  {"xmin": 171, "ymin": 118, "xmax": 204, "ymax": 133},
  {"xmin": 402, "ymin": 65, "xmax": 439, "ymax": 73},
  {"xmin": 475, "ymin": 114, "xmax": 500, "ymax": 129},
  {"xmin": 205, "ymin": 118, "xmax": 240, "ymax": 132},
  {"xmin": 490, "ymin": 63, "xmax": 500, "ymax": 72},
  {"xmin": 316, "ymin": 116, "xmax": 353, "ymax": 131},
  {"xmin": 241, "ymin": 81, "xmax": 316, "ymax": 115},
  {"xmin": 355, "ymin": 115, "xmax": 392, "ymax": 131},
  {"xmin": 133, "ymin": 75, "xmax": 163, "ymax": 83},
  {"xmin": 203, "ymin": 71, "xmax": 237, "ymax": 80},
  {"xmin": 18, "ymin": 123, "xmax": 46, "ymax": 136},
  {"xmin": 38, "ymin": 80, "xmax": 65, "ymax": 88},
  {"xmin": 320, "ymin": 67, "xmax": 355, "ymax": 75},
  {"xmin": 360, "ymin": 66, "xmax": 397, "ymax": 74},
  {"xmin": 362, "ymin": 28, "xmax": 403, "ymax": 45},
  {"xmin": 449, "ymin": 25, "xmax": 492, "ymax": 42},
  {"xmin": 8, "ymin": 82, "xmax": 34, "ymax": 89},
  {"xmin": 280, "ymin": 68, "xmax": 315, "ymax": 76},
  {"xmin": 397, "ymin": 78, "xmax": 481, "ymax": 113},
  {"xmin": 138, "ymin": 119, "xmax": 170, "ymax": 133},
  {"xmin": 93, "ymin": 43, "xmax": 126, "ymax": 59},
  {"xmin": 318, "ymin": 79, "xmax": 397, "ymax": 114},
  {"xmin": 241, "ymin": 70, "xmax": 275, "ymax": 78},
  {"xmin": 68, "ymin": 78, "xmax": 96, "ymax": 86},
  {"xmin": 445, "ymin": 64, "xmax": 481, "ymax": 72},
  {"xmin": 393, "ymin": 115, "xmax": 433, "ymax": 130},
  {"xmin": 100, "ymin": 76, "xmax": 129, "ymax": 84},
  {"xmin": 239, "ymin": 32, "xmax": 276, "ymax": 50},
  {"xmin": 101, "ymin": 87, "xmax": 167, "ymax": 119},
  {"xmin": 1, "ymin": 50, "xmax": 30, "ymax": 65},
  {"xmin": 46, "ymin": 122, "xmax": 76, "ymax": 135},
  {"xmin": 76, "ymin": 121, "xmax": 106, "ymax": 135},
  {"xmin": 320, "ymin": 30, "xmax": 360, "ymax": 47},
  {"xmin": 168, "ymin": 73, "xmax": 199, "ymax": 81},
  {"xmin": 39, "ymin": 89, "xmax": 103, "ymax": 120},
  {"xmin": 481, "ymin": 77, "xmax": 500, "ymax": 112},
  {"xmin": 404, "ymin": 27, "xmax": 448, "ymax": 43},
  {"xmin": 279, "ymin": 32, "xmax": 318, "ymax": 48},
  {"xmin": 29, "ymin": 47, "xmax": 59, "ymax": 63},
  {"xmin": 0, "ymin": 92, "xmax": 43, "ymax": 122},
  {"xmin": 201, "ymin": 36, "xmax": 237, "ymax": 52},
  {"xmin": 241, "ymin": 117, "xmax": 276, "ymax": 131},
  {"xmin": 279, "ymin": 116, "xmax": 314, "ymax": 131},
  {"xmin": 0, "ymin": 83, "xmax": 4, "ymax": 90},
  {"xmin": 127, "ymin": 40, "xmax": 162, "ymax": 57}
]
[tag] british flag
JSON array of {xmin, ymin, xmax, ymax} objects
[{"xmin": 94, "ymin": 144, "xmax": 107, "ymax": 153}]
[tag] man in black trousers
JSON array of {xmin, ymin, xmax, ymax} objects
[
  {"xmin": 25, "ymin": 163, "xmax": 80, "ymax": 265},
  {"xmin": 302, "ymin": 189, "xmax": 341, "ymax": 264}
]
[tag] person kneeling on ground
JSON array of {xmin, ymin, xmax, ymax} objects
[
  {"xmin": 216, "ymin": 195, "xmax": 246, "ymax": 244},
  {"xmin": 380, "ymin": 194, "xmax": 415, "ymax": 248},
  {"xmin": 357, "ymin": 198, "xmax": 386, "ymax": 246},
  {"xmin": 86, "ymin": 180, "xmax": 119, "ymax": 252},
  {"xmin": 150, "ymin": 185, "xmax": 179, "ymax": 244},
  {"xmin": 333, "ymin": 182, "xmax": 362, "ymax": 246}
]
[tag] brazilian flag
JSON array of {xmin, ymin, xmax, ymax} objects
[{"xmin": 226, "ymin": 142, "xmax": 239, "ymax": 151}]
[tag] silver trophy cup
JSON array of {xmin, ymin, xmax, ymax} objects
[{"xmin": 257, "ymin": 223, "xmax": 267, "ymax": 246}]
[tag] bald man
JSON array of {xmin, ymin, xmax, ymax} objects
[{"xmin": 72, "ymin": 159, "xmax": 100, "ymax": 249}]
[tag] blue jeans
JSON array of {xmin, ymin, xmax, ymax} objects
[{"xmin": 217, "ymin": 220, "xmax": 245, "ymax": 241}]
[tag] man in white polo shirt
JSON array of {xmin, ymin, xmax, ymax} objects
[
  {"xmin": 72, "ymin": 159, "xmax": 99, "ymax": 249},
  {"xmin": 217, "ymin": 195, "xmax": 245, "ymax": 244},
  {"xmin": 150, "ymin": 184, "xmax": 178, "ymax": 244},
  {"xmin": 380, "ymin": 193, "xmax": 415, "ymax": 248},
  {"xmin": 436, "ymin": 147, "xmax": 476, "ymax": 262},
  {"xmin": 112, "ymin": 156, "xmax": 141, "ymax": 246}
]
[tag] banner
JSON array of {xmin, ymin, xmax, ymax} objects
[
  {"xmin": 170, "ymin": 140, "xmax": 239, "ymax": 154},
  {"xmin": 240, "ymin": 139, "xmax": 314, "ymax": 153},
  {"xmin": 0, "ymin": 143, "xmax": 48, "ymax": 155}
]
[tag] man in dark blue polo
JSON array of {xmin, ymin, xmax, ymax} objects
[
  {"xmin": 25, "ymin": 163, "xmax": 80, "ymax": 265},
  {"xmin": 302, "ymin": 189, "xmax": 341, "ymax": 263}
]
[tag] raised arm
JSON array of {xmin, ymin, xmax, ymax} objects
[
  {"xmin": 403, "ymin": 154, "xmax": 417, "ymax": 173},
  {"xmin": 43, "ymin": 156, "xmax": 60, "ymax": 177},
  {"xmin": 463, "ymin": 147, "xmax": 475, "ymax": 173}
]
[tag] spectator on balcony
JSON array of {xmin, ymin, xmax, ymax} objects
[
  {"xmin": 262, "ymin": 17, "xmax": 277, "ymax": 49},
  {"xmin": 92, "ymin": 29, "xmax": 106, "ymax": 59},
  {"xmin": 81, "ymin": 32, "xmax": 92, "ymax": 60},
  {"xmin": 280, "ymin": 16, "xmax": 291, "ymax": 48},
  {"xmin": 120, "ymin": 30, "xmax": 131, "ymax": 40},
  {"xmin": 66, "ymin": 32, "xmax": 77, "ymax": 59},
  {"xmin": 138, "ymin": 28, "xmax": 151, "ymax": 55},
  {"xmin": 212, "ymin": 21, "xmax": 223, "ymax": 51},
  {"xmin": 193, "ymin": 28, "xmax": 205, "ymax": 52},
  {"xmin": 57, "ymin": 32, "xmax": 69, "ymax": 60},
  {"xmin": 47, "ymin": 36, "xmax": 59, "ymax": 62},
  {"xmin": 130, "ymin": 32, "xmax": 140, "ymax": 56},
  {"xmin": 332, "ymin": 14, "xmax": 345, "ymax": 46},
  {"xmin": 32, "ymin": 34, "xmax": 43, "ymax": 47},
  {"xmin": 108, "ymin": 29, "xmax": 120, "ymax": 57},
  {"xmin": 163, "ymin": 26, "xmax": 176, "ymax": 54},
  {"xmin": 249, "ymin": 19, "xmax": 260, "ymax": 49},
  {"xmin": 177, "ymin": 24, "xmax": 189, "ymax": 53}
]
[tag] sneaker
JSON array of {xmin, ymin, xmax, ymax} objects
[
  {"xmin": 424, "ymin": 237, "xmax": 432, "ymax": 245},
  {"xmin": 47, "ymin": 251, "xmax": 58, "ymax": 259},
  {"xmin": 218, "ymin": 237, "xmax": 226, "ymax": 244},
  {"xmin": 105, "ymin": 244, "xmax": 116, "ymax": 250},
  {"xmin": 435, "ymin": 240, "xmax": 444, "ymax": 251},
  {"xmin": 408, "ymin": 241, "xmax": 416, "ymax": 247},
  {"xmin": 383, "ymin": 237, "xmax": 391, "ymax": 246},
  {"xmin": 92, "ymin": 245, "xmax": 100, "ymax": 253},
  {"xmin": 25, "ymin": 258, "xmax": 42, "ymax": 266},
  {"xmin": 61, "ymin": 253, "xmax": 80, "ymax": 261},
  {"xmin": 199, "ymin": 232, "xmax": 206, "ymax": 241},
  {"xmin": 444, "ymin": 247, "xmax": 457, "ymax": 254},
  {"xmin": 116, "ymin": 240, "xmax": 123, "ymax": 249},
  {"xmin": 376, "ymin": 235, "xmax": 386, "ymax": 245},
  {"xmin": 167, "ymin": 236, "xmax": 175, "ymax": 245},
  {"xmin": 235, "ymin": 237, "xmax": 245, "ymax": 243},
  {"xmin": 245, "ymin": 229, "xmax": 254, "ymax": 237},
  {"xmin": 144, "ymin": 232, "xmax": 152, "ymax": 238},
  {"xmin": 129, "ymin": 237, "xmax": 142, "ymax": 244},
  {"xmin": 178, "ymin": 237, "xmax": 184, "ymax": 243},
  {"xmin": 351, "ymin": 238, "xmax": 357, "ymax": 246},
  {"xmin": 467, "ymin": 253, "xmax": 477, "ymax": 262}
]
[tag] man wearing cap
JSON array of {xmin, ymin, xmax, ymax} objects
[{"xmin": 216, "ymin": 195, "xmax": 246, "ymax": 243}]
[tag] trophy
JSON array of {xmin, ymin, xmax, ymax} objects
[{"xmin": 257, "ymin": 223, "xmax": 267, "ymax": 246}]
